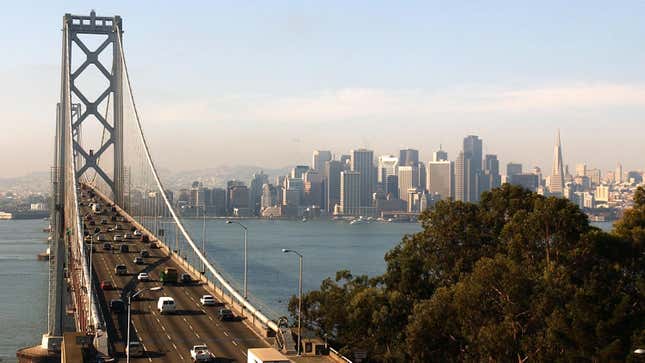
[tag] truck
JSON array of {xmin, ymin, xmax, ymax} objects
[
  {"xmin": 160, "ymin": 267, "xmax": 177, "ymax": 285},
  {"xmin": 247, "ymin": 348, "xmax": 290, "ymax": 363},
  {"xmin": 190, "ymin": 344, "xmax": 215, "ymax": 362}
]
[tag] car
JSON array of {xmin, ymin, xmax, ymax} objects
[
  {"xmin": 120, "ymin": 244, "xmax": 129, "ymax": 253},
  {"xmin": 200, "ymin": 295, "xmax": 216, "ymax": 306},
  {"xmin": 137, "ymin": 272, "xmax": 150, "ymax": 281},
  {"xmin": 100, "ymin": 219, "xmax": 108, "ymax": 225},
  {"xmin": 84, "ymin": 235, "xmax": 92, "ymax": 242},
  {"xmin": 140, "ymin": 250, "xmax": 149, "ymax": 258},
  {"xmin": 94, "ymin": 227, "xmax": 101, "ymax": 234},
  {"xmin": 157, "ymin": 297, "xmax": 176, "ymax": 314},
  {"xmin": 218, "ymin": 308, "xmax": 235, "ymax": 321},
  {"xmin": 109, "ymin": 298, "xmax": 125, "ymax": 313},
  {"xmin": 113, "ymin": 235, "xmax": 123, "ymax": 242},
  {"xmin": 100, "ymin": 280, "xmax": 113, "ymax": 290},
  {"xmin": 190, "ymin": 344, "xmax": 215, "ymax": 362},
  {"xmin": 115, "ymin": 264, "xmax": 127, "ymax": 275},
  {"xmin": 123, "ymin": 233, "xmax": 131, "ymax": 240},
  {"xmin": 126, "ymin": 341, "xmax": 144, "ymax": 357},
  {"xmin": 180, "ymin": 273, "xmax": 192, "ymax": 284},
  {"xmin": 102, "ymin": 242, "xmax": 112, "ymax": 251},
  {"xmin": 133, "ymin": 230, "xmax": 142, "ymax": 237},
  {"xmin": 133, "ymin": 257, "xmax": 144, "ymax": 265},
  {"xmin": 149, "ymin": 242, "xmax": 159, "ymax": 249},
  {"xmin": 88, "ymin": 220, "xmax": 96, "ymax": 226}
]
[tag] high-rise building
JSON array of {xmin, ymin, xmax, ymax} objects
[
  {"xmin": 595, "ymin": 185, "xmax": 610, "ymax": 202},
  {"xmin": 481, "ymin": 154, "xmax": 501, "ymax": 192},
  {"xmin": 303, "ymin": 170, "xmax": 324, "ymax": 207},
  {"xmin": 398, "ymin": 165, "xmax": 419, "ymax": 202},
  {"xmin": 340, "ymin": 171, "xmax": 361, "ymax": 216},
  {"xmin": 575, "ymin": 163, "xmax": 587, "ymax": 177},
  {"xmin": 427, "ymin": 160, "xmax": 453, "ymax": 199},
  {"xmin": 324, "ymin": 160, "xmax": 342, "ymax": 213},
  {"xmin": 340, "ymin": 154, "xmax": 351, "ymax": 168},
  {"xmin": 455, "ymin": 152, "xmax": 466, "ymax": 202},
  {"xmin": 377, "ymin": 155, "xmax": 398, "ymax": 184},
  {"xmin": 509, "ymin": 174, "xmax": 539, "ymax": 191},
  {"xmin": 585, "ymin": 168, "xmax": 601, "ymax": 186},
  {"xmin": 312, "ymin": 150, "xmax": 332, "ymax": 172},
  {"xmin": 291, "ymin": 165, "xmax": 310, "ymax": 179},
  {"xmin": 433, "ymin": 146, "xmax": 448, "ymax": 162},
  {"xmin": 399, "ymin": 149, "xmax": 419, "ymax": 166},
  {"xmin": 549, "ymin": 130, "xmax": 565, "ymax": 196},
  {"xmin": 506, "ymin": 163, "xmax": 522, "ymax": 177},
  {"xmin": 260, "ymin": 183, "xmax": 277, "ymax": 210},
  {"xmin": 226, "ymin": 180, "xmax": 245, "ymax": 213},
  {"xmin": 461, "ymin": 135, "xmax": 483, "ymax": 202},
  {"xmin": 249, "ymin": 172, "xmax": 268, "ymax": 215},
  {"xmin": 385, "ymin": 174, "xmax": 399, "ymax": 199},
  {"xmin": 615, "ymin": 163, "xmax": 623, "ymax": 184},
  {"xmin": 418, "ymin": 162, "xmax": 427, "ymax": 192},
  {"xmin": 350, "ymin": 149, "xmax": 376, "ymax": 207}
]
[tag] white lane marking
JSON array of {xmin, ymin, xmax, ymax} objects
[
  {"xmin": 232, "ymin": 340, "xmax": 238, "ymax": 346},
  {"xmin": 223, "ymin": 331, "xmax": 229, "ymax": 337}
]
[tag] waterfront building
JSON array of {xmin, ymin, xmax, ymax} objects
[
  {"xmin": 324, "ymin": 160, "xmax": 342, "ymax": 213},
  {"xmin": 350, "ymin": 149, "xmax": 376, "ymax": 207},
  {"xmin": 340, "ymin": 170, "xmax": 361, "ymax": 216},
  {"xmin": 260, "ymin": 183, "xmax": 277, "ymax": 210},
  {"xmin": 303, "ymin": 170, "xmax": 324, "ymax": 207},
  {"xmin": 229, "ymin": 185, "xmax": 249, "ymax": 212},
  {"xmin": 249, "ymin": 172, "xmax": 268, "ymax": 215}
]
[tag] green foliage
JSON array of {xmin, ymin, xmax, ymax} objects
[{"xmin": 287, "ymin": 184, "xmax": 645, "ymax": 362}]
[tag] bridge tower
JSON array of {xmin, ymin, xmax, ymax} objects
[{"xmin": 64, "ymin": 10, "xmax": 125, "ymax": 205}]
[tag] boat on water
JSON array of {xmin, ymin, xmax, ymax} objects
[
  {"xmin": 37, "ymin": 247, "xmax": 50, "ymax": 261},
  {"xmin": 349, "ymin": 216, "xmax": 369, "ymax": 225}
]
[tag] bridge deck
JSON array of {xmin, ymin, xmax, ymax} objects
[{"xmin": 81, "ymin": 187, "xmax": 269, "ymax": 362}]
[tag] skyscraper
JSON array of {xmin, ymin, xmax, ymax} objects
[
  {"xmin": 291, "ymin": 165, "xmax": 310, "ymax": 179},
  {"xmin": 482, "ymin": 154, "xmax": 501, "ymax": 192},
  {"xmin": 615, "ymin": 163, "xmax": 623, "ymax": 184},
  {"xmin": 549, "ymin": 130, "xmax": 565, "ymax": 196},
  {"xmin": 324, "ymin": 160, "xmax": 342, "ymax": 212},
  {"xmin": 385, "ymin": 174, "xmax": 399, "ymax": 199},
  {"xmin": 377, "ymin": 155, "xmax": 398, "ymax": 184},
  {"xmin": 340, "ymin": 171, "xmax": 361, "ymax": 216},
  {"xmin": 455, "ymin": 152, "xmax": 466, "ymax": 202},
  {"xmin": 461, "ymin": 135, "xmax": 483, "ymax": 202},
  {"xmin": 433, "ymin": 146, "xmax": 448, "ymax": 162},
  {"xmin": 249, "ymin": 172, "xmax": 268, "ymax": 215},
  {"xmin": 506, "ymin": 163, "xmax": 522, "ymax": 177},
  {"xmin": 350, "ymin": 149, "xmax": 375, "ymax": 207},
  {"xmin": 312, "ymin": 150, "xmax": 332, "ymax": 172},
  {"xmin": 428, "ymin": 160, "xmax": 453, "ymax": 199},
  {"xmin": 399, "ymin": 149, "xmax": 419, "ymax": 166},
  {"xmin": 398, "ymin": 165, "xmax": 419, "ymax": 201}
]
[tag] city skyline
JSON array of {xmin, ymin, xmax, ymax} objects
[{"xmin": 2, "ymin": 2, "xmax": 645, "ymax": 177}]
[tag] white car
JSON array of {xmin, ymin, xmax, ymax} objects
[
  {"xmin": 199, "ymin": 295, "xmax": 216, "ymax": 306},
  {"xmin": 137, "ymin": 272, "xmax": 150, "ymax": 281},
  {"xmin": 113, "ymin": 235, "xmax": 123, "ymax": 242},
  {"xmin": 190, "ymin": 344, "xmax": 215, "ymax": 362},
  {"xmin": 133, "ymin": 230, "xmax": 142, "ymax": 237}
]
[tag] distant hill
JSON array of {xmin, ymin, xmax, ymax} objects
[
  {"xmin": 158, "ymin": 165, "xmax": 292, "ymax": 190},
  {"xmin": 0, "ymin": 166, "xmax": 293, "ymax": 194}
]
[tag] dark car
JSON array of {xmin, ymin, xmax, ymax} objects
[
  {"xmin": 180, "ymin": 273, "xmax": 192, "ymax": 284},
  {"xmin": 100, "ymin": 280, "xmax": 114, "ymax": 290},
  {"xmin": 218, "ymin": 309, "xmax": 235, "ymax": 321},
  {"xmin": 115, "ymin": 264, "xmax": 127, "ymax": 275},
  {"xmin": 89, "ymin": 220, "xmax": 96, "ymax": 226},
  {"xmin": 102, "ymin": 242, "xmax": 112, "ymax": 251},
  {"xmin": 109, "ymin": 298, "xmax": 126, "ymax": 313},
  {"xmin": 120, "ymin": 244, "xmax": 129, "ymax": 253},
  {"xmin": 140, "ymin": 250, "xmax": 149, "ymax": 258}
]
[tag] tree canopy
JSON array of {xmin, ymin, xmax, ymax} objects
[{"xmin": 288, "ymin": 184, "xmax": 645, "ymax": 362}]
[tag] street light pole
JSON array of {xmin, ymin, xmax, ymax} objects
[
  {"xmin": 282, "ymin": 248, "xmax": 303, "ymax": 356},
  {"xmin": 226, "ymin": 220, "xmax": 248, "ymax": 299},
  {"xmin": 126, "ymin": 286, "xmax": 162, "ymax": 363}
]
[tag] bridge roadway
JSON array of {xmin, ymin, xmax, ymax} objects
[{"xmin": 80, "ymin": 189, "xmax": 270, "ymax": 362}]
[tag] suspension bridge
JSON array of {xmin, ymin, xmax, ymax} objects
[{"xmin": 16, "ymin": 11, "xmax": 349, "ymax": 363}]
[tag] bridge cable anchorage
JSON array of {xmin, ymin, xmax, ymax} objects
[{"xmin": 102, "ymin": 30, "xmax": 280, "ymax": 334}]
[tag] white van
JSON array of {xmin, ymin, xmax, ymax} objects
[{"xmin": 157, "ymin": 297, "xmax": 176, "ymax": 314}]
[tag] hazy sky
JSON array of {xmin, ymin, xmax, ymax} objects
[{"xmin": 1, "ymin": 1, "xmax": 645, "ymax": 178}]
